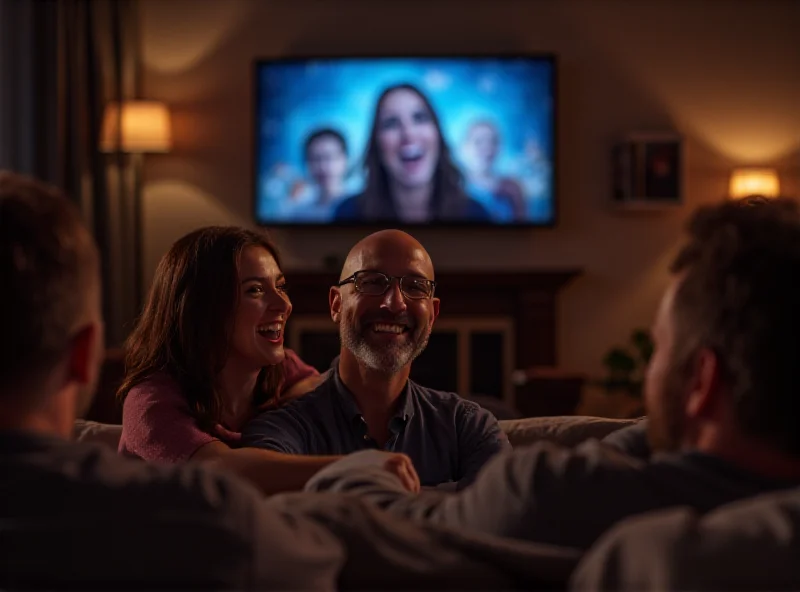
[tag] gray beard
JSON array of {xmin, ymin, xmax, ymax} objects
[{"xmin": 340, "ymin": 322, "xmax": 430, "ymax": 375}]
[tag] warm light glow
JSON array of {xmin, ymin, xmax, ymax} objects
[
  {"xmin": 728, "ymin": 168, "xmax": 780, "ymax": 199},
  {"xmin": 141, "ymin": 0, "xmax": 250, "ymax": 76},
  {"xmin": 100, "ymin": 101, "xmax": 172, "ymax": 153}
]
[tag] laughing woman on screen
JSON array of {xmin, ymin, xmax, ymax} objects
[
  {"xmin": 334, "ymin": 83, "xmax": 489, "ymax": 223},
  {"xmin": 117, "ymin": 226, "xmax": 420, "ymax": 495}
]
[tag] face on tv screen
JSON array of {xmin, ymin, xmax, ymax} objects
[{"xmin": 254, "ymin": 56, "xmax": 555, "ymax": 226}]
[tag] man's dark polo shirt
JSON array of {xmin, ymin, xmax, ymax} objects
[{"xmin": 242, "ymin": 365, "xmax": 510, "ymax": 489}]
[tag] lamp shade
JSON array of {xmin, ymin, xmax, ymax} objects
[
  {"xmin": 729, "ymin": 168, "xmax": 780, "ymax": 199},
  {"xmin": 100, "ymin": 101, "xmax": 171, "ymax": 153}
]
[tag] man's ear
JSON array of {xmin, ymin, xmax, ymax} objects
[
  {"xmin": 68, "ymin": 322, "xmax": 101, "ymax": 386},
  {"xmin": 430, "ymin": 297, "xmax": 440, "ymax": 325},
  {"xmin": 330, "ymin": 286, "xmax": 342, "ymax": 323},
  {"xmin": 685, "ymin": 348, "xmax": 722, "ymax": 420}
]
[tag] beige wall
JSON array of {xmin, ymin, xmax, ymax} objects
[{"xmin": 138, "ymin": 0, "xmax": 800, "ymax": 377}]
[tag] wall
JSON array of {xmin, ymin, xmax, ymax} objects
[{"xmin": 138, "ymin": 0, "xmax": 800, "ymax": 376}]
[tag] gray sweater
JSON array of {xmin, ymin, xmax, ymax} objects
[
  {"xmin": 0, "ymin": 430, "xmax": 579, "ymax": 590},
  {"xmin": 306, "ymin": 439, "xmax": 800, "ymax": 551}
]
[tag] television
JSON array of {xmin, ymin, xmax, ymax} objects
[{"xmin": 253, "ymin": 54, "xmax": 556, "ymax": 227}]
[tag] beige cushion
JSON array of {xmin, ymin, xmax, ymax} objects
[
  {"xmin": 571, "ymin": 487, "xmax": 800, "ymax": 591},
  {"xmin": 73, "ymin": 419, "xmax": 123, "ymax": 450},
  {"xmin": 498, "ymin": 416, "xmax": 640, "ymax": 449},
  {"xmin": 71, "ymin": 416, "xmax": 639, "ymax": 454}
]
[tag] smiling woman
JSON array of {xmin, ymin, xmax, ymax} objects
[
  {"xmin": 229, "ymin": 245, "xmax": 291, "ymax": 373},
  {"xmin": 333, "ymin": 83, "xmax": 490, "ymax": 224},
  {"xmin": 114, "ymin": 227, "xmax": 352, "ymax": 495}
]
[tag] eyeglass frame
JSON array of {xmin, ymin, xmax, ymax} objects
[{"xmin": 336, "ymin": 270, "xmax": 437, "ymax": 300}]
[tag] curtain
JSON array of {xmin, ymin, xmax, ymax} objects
[
  {"xmin": 0, "ymin": 0, "xmax": 59, "ymax": 183},
  {"xmin": 0, "ymin": 0, "xmax": 141, "ymax": 347}
]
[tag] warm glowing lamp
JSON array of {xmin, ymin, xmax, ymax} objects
[
  {"xmin": 100, "ymin": 101, "xmax": 171, "ymax": 153},
  {"xmin": 729, "ymin": 168, "xmax": 780, "ymax": 200},
  {"xmin": 99, "ymin": 100, "xmax": 171, "ymax": 314}
]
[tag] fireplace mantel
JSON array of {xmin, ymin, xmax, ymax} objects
[{"xmin": 286, "ymin": 268, "xmax": 583, "ymax": 368}]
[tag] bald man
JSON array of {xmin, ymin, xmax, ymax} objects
[{"xmin": 242, "ymin": 230, "xmax": 510, "ymax": 489}]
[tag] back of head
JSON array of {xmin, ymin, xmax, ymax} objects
[
  {"xmin": 0, "ymin": 171, "xmax": 99, "ymax": 403},
  {"xmin": 670, "ymin": 197, "xmax": 800, "ymax": 455}
]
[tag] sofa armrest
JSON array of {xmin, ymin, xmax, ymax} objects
[
  {"xmin": 73, "ymin": 419, "xmax": 123, "ymax": 451},
  {"xmin": 499, "ymin": 416, "xmax": 641, "ymax": 448}
]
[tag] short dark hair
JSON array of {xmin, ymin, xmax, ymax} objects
[
  {"xmin": 0, "ymin": 171, "xmax": 98, "ymax": 396},
  {"xmin": 670, "ymin": 196, "xmax": 800, "ymax": 455},
  {"xmin": 304, "ymin": 128, "xmax": 347, "ymax": 161}
]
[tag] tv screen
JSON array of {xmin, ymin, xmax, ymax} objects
[{"xmin": 254, "ymin": 55, "xmax": 556, "ymax": 226}]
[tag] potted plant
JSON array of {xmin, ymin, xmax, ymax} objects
[{"xmin": 596, "ymin": 329, "xmax": 653, "ymax": 398}]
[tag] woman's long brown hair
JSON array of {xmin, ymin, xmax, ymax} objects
[
  {"xmin": 358, "ymin": 83, "xmax": 472, "ymax": 220},
  {"xmin": 117, "ymin": 226, "xmax": 285, "ymax": 430}
]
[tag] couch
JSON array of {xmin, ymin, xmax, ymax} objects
[
  {"xmin": 73, "ymin": 415, "xmax": 641, "ymax": 451},
  {"xmin": 570, "ymin": 486, "xmax": 800, "ymax": 590},
  {"xmin": 74, "ymin": 416, "xmax": 799, "ymax": 590}
]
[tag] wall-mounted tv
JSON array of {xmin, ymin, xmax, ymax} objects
[{"xmin": 254, "ymin": 54, "xmax": 556, "ymax": 227}]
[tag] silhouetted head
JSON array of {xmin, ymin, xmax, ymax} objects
[
  {"xmin": 0, "ymin": 171, "xmax": 103, "ymax": 429},
  {"xmin": 646, "ymin": 196, "xmax": 800, "ymax": 460}
]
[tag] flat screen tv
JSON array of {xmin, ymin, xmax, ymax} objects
[{"xmin": 253, "ymin": 54, "xmax": 556, "ymax": 227}]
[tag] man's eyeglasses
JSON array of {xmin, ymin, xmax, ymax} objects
[{"xmin": 337, "ymin": 270, "xmax": 436, "ymax": 300}]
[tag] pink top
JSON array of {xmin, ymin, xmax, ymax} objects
[{"xmin": 118, "ymin": 349, "xmax": 319, "ymax": 463}]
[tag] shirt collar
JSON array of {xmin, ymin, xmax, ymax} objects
[{"xmin": 332, "ymin": 362, "xmax": 416, "ymax": 429}]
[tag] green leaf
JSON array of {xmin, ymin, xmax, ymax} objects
[
  {"xmin": 631, "ymin": 329, "xmax": 654, "ymax": 363},
  {"xmin": 602, "ymin": 348, "xmax": 637, "ymax": 374}
]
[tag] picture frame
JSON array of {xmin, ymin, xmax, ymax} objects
[{"xmin": 612, "ymin": 132, "xmax": 683, "ymax": 209}]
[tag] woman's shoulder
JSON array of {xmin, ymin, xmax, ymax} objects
[
  {"xmin": 281, "ymin": 349, "xmax": 319, "ymax": 385},
  {"xmin": 124, "ymin": 372, "xmax": 183, "ymax": 408}
]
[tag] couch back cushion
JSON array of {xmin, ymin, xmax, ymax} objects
[
  {"xmin": 571, "ymin": 487, "xmax": 800, "ymax": 590},
  {"xmin": 499, "ymin": 416, "xmax": 640, "ymax": 449},
  {"xmin": 73, "ymin": 416, "xmax": 641, "ymax": 454},
  {"xmin": 73, "ymin": 419, "xmax": 123, "ymax": 451}
]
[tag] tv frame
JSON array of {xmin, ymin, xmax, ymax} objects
[{"xmin": 251, "ymin": 52, "xmax": 559, "ymax": 229}]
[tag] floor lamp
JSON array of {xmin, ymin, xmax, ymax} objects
[{"xmin": 100, "ymin": 100, "xmax": 171, "ymax": 315}]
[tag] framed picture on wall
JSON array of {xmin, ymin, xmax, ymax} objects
[{"xmin": 612, "ymin": 132, "xmax": 683, "ymax": 208}]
